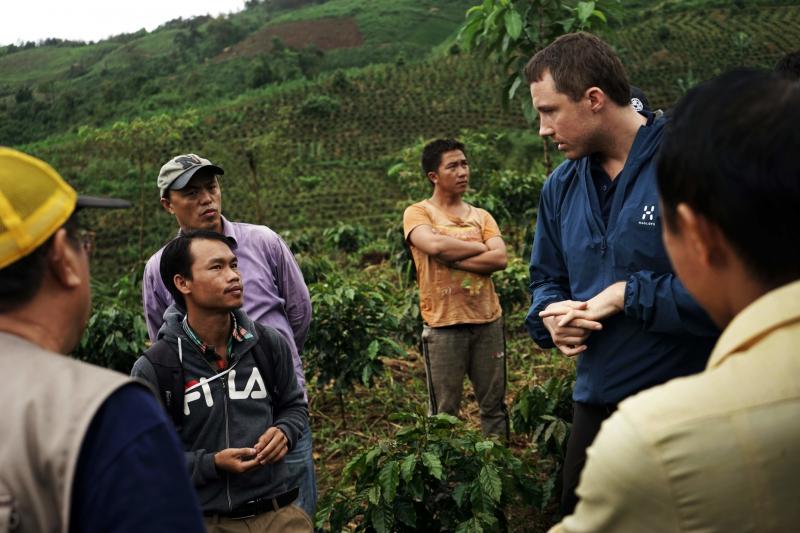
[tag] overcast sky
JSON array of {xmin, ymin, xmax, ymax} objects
[{"xmin": 1, "ymin": 0, "xmax": 247, "ymax": 46}]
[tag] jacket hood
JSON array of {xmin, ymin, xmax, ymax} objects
[
  {"xmin": 156, "ymin": 304, "xmax": 259, "ymax": 353},
  {"xmin": 627, "ymin": 112, "xmax": 665, "ymax": 164}
]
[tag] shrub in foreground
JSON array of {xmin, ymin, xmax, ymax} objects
[{"xmin": 319, "ymin": 411, "xmax": 539, "ymax": 532}]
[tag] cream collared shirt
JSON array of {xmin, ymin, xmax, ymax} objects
[{"xmin": 550, "ymin": 279, "xmax": 800, "ymax": 532}]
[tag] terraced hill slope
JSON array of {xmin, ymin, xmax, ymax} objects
[
  {"xmin": 617, "ymin": 3, "xmax": 800, "ymax": 108},
  {"xmin": 10, "ymin": 1, "xmax": 800, "ymax": 282},
  {"xmin": 22, "ymin": 56, "xmax": 523, "ymax": 279},
  {"xmin": 0, "ymin": 0, "xmax": 473, "ymax": 144}
]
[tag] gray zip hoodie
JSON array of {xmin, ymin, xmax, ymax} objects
[{"xmin": 131, "ymin": 306, "xmax": 308, "ymax": 513}]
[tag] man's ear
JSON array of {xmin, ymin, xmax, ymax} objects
[
  {"xmin": 586, "ymin": 86, "xmax": 606, "ymax": 113},
  {"xmin": 173, "ymin": 274, "xmax": 192, "ymax": 296},
  {"xmin": 427, "ymin": 171, "xmax": 438, "ymax": 186},
  {"xmin": 160, "ymin": 195, "xmax": 175, "ymax": 215},
  {"xmin": 675, "ymin": 203, "xmax": 727, "ymax": 269},
  {"xmin": 48, "ymin": 228, "xmax": 83, "ymax": 289}
]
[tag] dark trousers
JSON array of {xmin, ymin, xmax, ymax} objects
[
  {"xmin": 560, "ymin": 401, "xmax": 617, "ymax": 517},
  {"xmin": 420, "ymin": 319, "xmax": 509, "ymax": 439}
]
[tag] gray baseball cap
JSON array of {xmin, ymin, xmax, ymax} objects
[{"xmin": 157, "ymin": 154, "xmax": 224, "ymax": 198}]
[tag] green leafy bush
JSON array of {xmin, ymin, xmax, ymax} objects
[
  {"xmin": 470, "ymin": 168, "xmax": 544, "ymax": 229},
  {"xmin": 323, "ymin": 222, "xmax": 371, "ymax": 253},
  {"xmin": 72, "ymin": 271, "xmax": 147, "ymax": 373},
  {"xmin": 319, "ymin": 410, "xmax": 538, "ymax": 532},
  {"xmin": 305, "ymin": 273, "xmax": 406, "ymax": 422},
  {"xmin": 510, "ymin": 375, "xmax": 574, "ymax": 461},
  {"xmin": 282, "ymin": 228, "xmax": 324, "ymax": 255},
  {"xmin": 491, "ymin": 253, "xmax": 530, "ymax": 319},
  {"xmin": 295, "ymin": 253, "xmax": 336, "ymax": 285},
  {"xmin": 298, "ymin": 94, "xmax": 341, "ymax": 118}
]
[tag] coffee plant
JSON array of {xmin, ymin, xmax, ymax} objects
[
  {"xmin": 72, "ymin": 270, "xmax": 148, "ymax": 373},
  {"xmin": 510, "ymin": 374, "xmax": 574, "ymax": 462},
  {"xmin": 305, "ymin": 273, "xmax": 406, "ymax": 425},
  {"xmin": 319, "ymin": 410, "xmax": 539, "ymax": 532}
]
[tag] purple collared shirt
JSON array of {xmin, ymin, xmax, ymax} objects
[{"xmin": 142, "ymin": 216, "xmax": 312, "ymax": 397}]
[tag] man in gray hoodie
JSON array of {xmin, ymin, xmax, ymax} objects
[{"xmin": 131, "ymin": 230, "xmax": 311, "ymax": 532}]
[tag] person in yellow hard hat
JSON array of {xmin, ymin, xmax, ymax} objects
[{"xmin": 0, "ymin": 147, "xmax": 205, "ymax": 533}]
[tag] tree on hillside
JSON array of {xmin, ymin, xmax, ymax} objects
[
  {"xmin": 79, "ymin": 112, "xmax": 200, "ymax": 260},
  {"xmin": 459, "ymin": 0, "xmax": 619, "ymax": 171},
  {"xmin": 204, "ymin": 16, "xmax": 247, "ymax": 57}
]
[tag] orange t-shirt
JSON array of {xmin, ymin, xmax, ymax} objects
[{"xmin": 403, "ymin": 199, "xmax": 502, "ymax": 327}]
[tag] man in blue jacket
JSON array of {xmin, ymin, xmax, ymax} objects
[{"xmin": 523, "ymin": 32, "xmax": 719, "ymax": 516}]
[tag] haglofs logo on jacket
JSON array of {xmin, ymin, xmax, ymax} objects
[{"xmin": 639, "ymin": 205, "xmax": 656, "ymax": 227}]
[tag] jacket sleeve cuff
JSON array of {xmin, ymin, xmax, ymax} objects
[
  {"xmin": 525, "ymin": 300, "xmax": 557, "ymax": 349},
  {"xmin": 275, "ymin": 423, "xmax": 297, "ymax": 451},
  {"xmin": 623, "ymin": 273, "xmax": 640, "ymax": 321},
  {"xmin": 200, "ymin": 452, "xmax": 219, "ymax": 483}
]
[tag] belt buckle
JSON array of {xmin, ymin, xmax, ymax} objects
[{"xmin": 230, "ymin": 501, "xmax": 258, "ymax": 520}]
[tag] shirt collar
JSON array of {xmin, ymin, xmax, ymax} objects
[
  {"xmin": 219, "ymin": 215, "xmax": 238, "ymax": 247},
  {"xmin": 181, "ymin": 312, "xmax": 253, "ymax": 357},
  {"xmin": 708, "ymin": 279, "xmax": 800, "ymax": 369},
  {"xmin": 175, "ymin": 215, "xmax": 238, "ymax": 248}
]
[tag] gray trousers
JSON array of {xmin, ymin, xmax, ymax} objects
[{"xmin": 421, "ymin": 318, "xmax": 509, "ymax": 439}]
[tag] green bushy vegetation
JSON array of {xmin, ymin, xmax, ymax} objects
[
  {"xmin": 321, "ymin": 411, "xmax": 538, "ymax": 532},
  {"xmin": 0, "ymin": 0, "xmax": 473, "ymax": 145},
  {"xmin": 306, "ymin": 272, "xmax": 407, "ymax": 425},
  {"xmin": 73, "ymin": 270, "xmax": 148, "ymax": 373},
  {"xmin": 19, "ymin": 55, "xmax": 527, "ymax": 283}
]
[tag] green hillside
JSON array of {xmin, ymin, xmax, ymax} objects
[
  {"xmin": 21, "ymin": 55, "xmax": 526, "ymax": 280},
  {"xmin": 7, "ymin": 0, "xmax": 800, "ymax": 283},
  {"xmin": 616, "ymin": 2, "xmax": 800, "ymax": 108},
  {"xmin": 0, "ymin": 0, "xmax": 472, "ymax": 145}
]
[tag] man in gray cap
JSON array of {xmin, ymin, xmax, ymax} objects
[{"xmin": 142, "ymin": 154, "xmax": 318, "ymax": 523}]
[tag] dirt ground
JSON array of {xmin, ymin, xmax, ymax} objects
[{"xmin": 215, "ymin": 17, "xmax": 363, "ymax": 61}]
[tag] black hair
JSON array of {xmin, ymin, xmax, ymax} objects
[
  {"xmin": 657, "ymin": 68, "xmax": 800, "ymax": 286},
  {"xmin": 421, "ymin": 139, "xmax": 467, "ymax": 183},
  {"xmin": 159, "ymin": 230, "xmax": 235, "ymax": 309},
  {"xmin": 0, "ymin": 214, "xmax": 80, "ymax": 313},
  {"xmin": 775, "ymin": 50, "xmax": 800, "ymax": 81}
]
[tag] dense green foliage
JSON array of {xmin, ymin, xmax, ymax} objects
[
  {"xmin": 321, "ymin": 411, "xmax": 538, "ymax": 532},
  {"xmin": 460, "ymin": 0, "xmax": 621, "ymax": 123},
  {"xmin": 72, "ymin": 270, "xmax": 148, "ymax": 372},
  {"xmin": 510, "ymin": 374, "xmax": 573, "ymax": 461},
  {"xmin": 306, "ymin": 274, "xmax": 406, "ymax": 400}
]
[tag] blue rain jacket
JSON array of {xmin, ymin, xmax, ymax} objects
[{"xmin": 525, "ymin": 115, "xmax": 719, "ymax": 405}]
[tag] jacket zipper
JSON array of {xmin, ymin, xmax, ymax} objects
[
  {"xmin": 600, "ymin": 236, "xmax": 607, "ymax": 256},
  {"xmin": 222, "ymin": 376, "xmax": 233, "ymax": 511}
]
